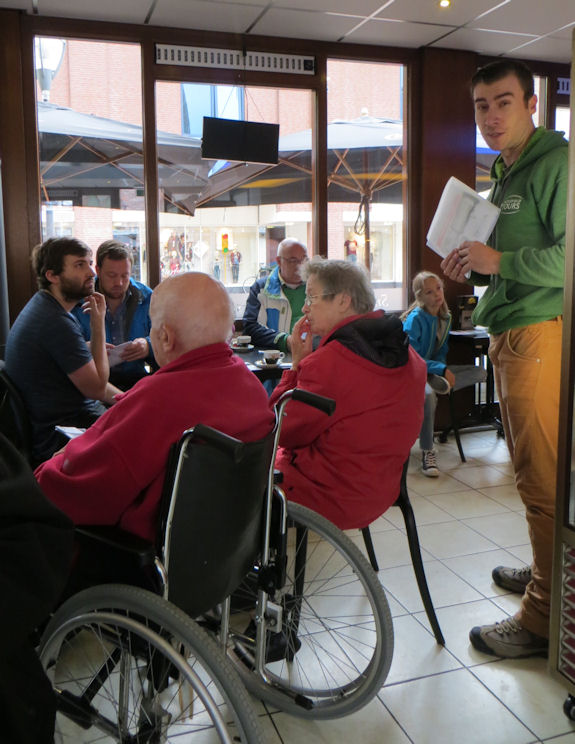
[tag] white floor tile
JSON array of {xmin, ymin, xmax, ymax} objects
[
  {"xmin": 473, "ymin": 659, "xmax": 575, "ymax": 740},
  {"xmin": 417, "ymin": 520, "xmax": 499, "ymax": 558},
  {"xmin": 269, "ymin": 698, "xmax": 412, "ymax": 743},
  {"xmin": 442, "ymin": 548, "xmax": 530, "ymax": 598},
  {"xmin": 379, "ymin": 560, "xmax": 483, "ymax": 613},
  {"xmin": 477, "ymin": 482, "xmax": 523, "ymax": 510},
  {"xmin": 385, "ymin": 614, "xmax": 461, "ymax": 684},
  {"xmin": 463, "ymin": 511, "xmax": 530, "ymax": 547},
  {"xmin": 449, "ymin": 465, "xmax": 515, "ymax": 489},
  {"xmin": 426, "ymin": 487, "xmax": 511, "ymax": 519},
  {"xmin": 382, "ymin": 667, "xmax": 534, "ymax": 744},
  {"xmin": 348, "ymin": 526, "xmax": 434, "ymax": 570}
]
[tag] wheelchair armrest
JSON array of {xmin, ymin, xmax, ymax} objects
[{"xmin": 75, "ymin": 526, "xmax": 157, "ymax": 570}]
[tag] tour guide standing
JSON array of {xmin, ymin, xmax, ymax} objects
[{"xmin": 441, "ymin": 59, "xmax": 568, "ymax": 658}]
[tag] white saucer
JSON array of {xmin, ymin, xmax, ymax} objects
[
  {"xmin": 255, "ymin": 359, "xmax": 284, "ymax": 369},
  {"xmin": 231, "ymin": 343, "xmax": 254, "ymax": 352}
]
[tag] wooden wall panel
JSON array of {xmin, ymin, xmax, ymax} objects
[
  {"xmin": 0, "ymin": 10, "xmax": 36, "ymax": 321},
  {"xmin": 414, "ymin": 47, "xmax": 478, "ymax": 309}
]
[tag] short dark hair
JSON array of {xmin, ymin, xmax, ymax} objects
[
  {"xmin": 471, "ymin": 60, "xmax": 534, "ymax": 103},
  {"xmin": 31, "ymin": 237, "xmax": 90, "ymax": 290},
  {"xmin": 96, "ymin": 239, "xmax": 133, "ymax": 267}
]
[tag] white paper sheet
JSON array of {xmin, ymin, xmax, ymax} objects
[
  {"xmin": 107, "ymin": 341, "xmax": 132, "ymax": 367},
  {"xmin": 426, "ymin": 177, "xmax": 500, "ymax": 259}
]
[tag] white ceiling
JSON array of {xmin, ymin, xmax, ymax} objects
[{"xmin": 2, "ymin": 0, "xmax": 574, "ymax": 64}]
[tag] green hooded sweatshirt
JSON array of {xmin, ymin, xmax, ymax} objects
[{"xmin": 471, "ymin": 126, "xmax": 568, "ymax": 335}]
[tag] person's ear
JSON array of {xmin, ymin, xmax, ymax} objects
[
  {"xmin": 45, "ymin": 269, "xmax": 59, "ymax": 286},
  {"xmin": 160, "ymin": 323, "xmax": 177, "ymax": 354},
  {"xmin": 338, "ymin": 292, "xmax": 353, "ymax": 313},
  {"xmin": 528, "ymin": 94, "xmax": 537, "ymax": 116}
]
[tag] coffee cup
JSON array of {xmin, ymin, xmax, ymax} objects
[
  {"xmin": 234, "ymin": 335, "xmax": 251, "ymax": 347},
  {"xmin": 262, "ymin": 350, "xmax": 284, "ymax": 365}
]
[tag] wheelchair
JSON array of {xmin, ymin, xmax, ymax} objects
[
  {"xmin": 48, "ymin": 387, "xmax": 395, "ymax": 725},
  {"xmin": 0, "ymin": 431, "xmax": 264, "ymax": 743},
  {"xmin": 38, "ymin": 585, "xmax": 264, "ymax": 743}
]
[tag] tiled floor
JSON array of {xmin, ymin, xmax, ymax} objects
[{"xmin": 253, "ymin": 429, "xmax": 575, "ymax": 743}]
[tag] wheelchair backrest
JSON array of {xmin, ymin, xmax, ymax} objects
[{"xmin": 157, "ymin": 423, "xmax": 275, "ymax": 618}]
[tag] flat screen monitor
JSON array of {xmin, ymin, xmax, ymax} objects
[{"xmin": 201, "ymin": 117, "xmax": 279, "ymax": 165}]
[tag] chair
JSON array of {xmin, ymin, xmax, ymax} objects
[
  {"xmin": 361, "ymin": 459, "xmax": 445, "ymax": 646},
  {"xmin": 0, "ymin": 360, "xmax": 33, "ymax": 463}
]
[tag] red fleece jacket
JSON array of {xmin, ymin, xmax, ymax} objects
[
  {"xmin": 35, "ymin": 343, "xmax": 274, "ymax": 541},
  {"xmin": 270, "ymin": 315, "xmax": 426, "ymax": 529}
]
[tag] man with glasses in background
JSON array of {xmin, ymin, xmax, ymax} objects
[{"xmin": 243, "ymin": 238, "xmax": 308, "ymax": 354}]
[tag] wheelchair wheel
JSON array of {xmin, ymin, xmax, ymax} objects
[
  {"xmin": 229, "ymin": 501, "xmax": 394, "ymax": 719},
  {"xmin": 39, "ymin": 585, "xmax": 264, "ymax": 743}
]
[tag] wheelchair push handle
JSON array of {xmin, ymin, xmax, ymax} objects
[
  {"xmin": 291, "ymin": 388, "xmax": 336, "ymax": 416},
  {"xmin": 189, "ymin": 423, "xmax": 245, "ymax": 463}
]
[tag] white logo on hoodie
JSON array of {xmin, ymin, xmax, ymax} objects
[{"xmin": 500, "ymin": 194, "xmax": 522, "ymax": 213}]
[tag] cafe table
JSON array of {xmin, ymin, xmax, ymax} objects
[{"xmin": 230, "ymin": 344, "xmax": 292, "ymax": 382}]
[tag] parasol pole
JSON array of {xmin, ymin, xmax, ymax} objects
[{"xmin": 364, "ymin": 194, "xmax": 371, "ymax": 272}]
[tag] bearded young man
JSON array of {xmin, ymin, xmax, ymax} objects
[{"xmin": 5, "ymin": 237, "xmax": 121, "ymax": 464}]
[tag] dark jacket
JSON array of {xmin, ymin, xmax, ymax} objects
[{"xmin": 0, "ymin": 434, "xmax": 74, "ymax": 744}]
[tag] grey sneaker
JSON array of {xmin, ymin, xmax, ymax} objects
[
  {"xmin": 428, "ymin": 374, "xmax": 451, "ymax": 395},
  {"xmin": 469, "ymin": 617, "xmax": 548, "ymax": 658},
  {"xmin": 492, "ymin": 565, "xmax": 532, "ymax": 594},
  {"xmin": 422, "ymin": 450, "xmax": 439, "ymax": 477}
]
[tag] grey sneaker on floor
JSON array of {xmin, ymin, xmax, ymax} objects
[
  {"xmin": 469, "ymin": 617, "xmax": 548, "ymax": 658},
  {"xmin": 427, "ymin": 374, "xmax": 451, "ymax": 395},
  {"xmin": 492, "ymin": 565, "xmax": 532, "ymax": 594},
  {"xmin": 421, "ymin": 450, "xmax": 439, "ymax": 477}
]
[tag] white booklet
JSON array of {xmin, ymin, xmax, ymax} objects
[
  {"xmin": 426, "ymin": 177, "xmax": 500, "ymax": 259},
  {"xmin": 107, "ymin": 341, "xmax": 132, "ymax": 367}
]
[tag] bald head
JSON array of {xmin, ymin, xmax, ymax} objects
[
  {"xmin": 150, "ymin": 272, "xmax": 233, "ymax": 367},
  {"xmin": 276, "ymin": 238, "xmax": 307, "ymax": 285}
]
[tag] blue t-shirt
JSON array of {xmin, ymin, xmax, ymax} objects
[{"xmin": 5, "ymin": 291, "xmax": 103, "ymax": 462}]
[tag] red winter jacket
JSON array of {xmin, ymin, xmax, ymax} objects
[
  {"xmin": 36, "ymin": 344, "xmax": 274, "ymax": 541},
  {"xmin": 270, "ymin": 312, "xmax": 426, "ymax": 529}
]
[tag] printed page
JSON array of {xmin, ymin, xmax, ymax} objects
[{"xmin": 426, "ymin": 177, "xmax": 500, "ymax": 259}]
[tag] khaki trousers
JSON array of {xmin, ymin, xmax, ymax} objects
[{"xmin": 489, "ymin": 317, "xmax": 562, "ymax": 638}]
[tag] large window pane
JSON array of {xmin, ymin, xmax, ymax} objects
[
  {"xmin": 155, "ymin": 82, "xmax": 313, "ymax": 316},
  {"xmin": 34, "ymin": 37, "xmax": 147, "ymax": 281},
  {"xmin": 326, "ymin": 60, "xmax": 406, "ymax": 311}
]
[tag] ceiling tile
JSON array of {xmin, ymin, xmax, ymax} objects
[
  {"xmin": 150, "ymin": 0, "xmax": 263, "ymax": 32},
  {"xmin": 274, "ymin": 0, "xmax": 384, "ymax": 14},
  {"xmin": 344, "ymin": 18, "xmax": 456, "ymax": 46},
  {"xmin": 37, "ymin": 0, "xmax": 151, "ymax": 23},
  {"xmin": 504, "ymin": 35, "xmax": 574, "ymax": 65},
  {"xmin": 430, "ymin": 27, "xmax": 538, "ymax": 57},
  {"xmin": 376, "ymin": 0, "xmax": 507, "ymax": 26},
  {"xmin": 249, "ymin": 8, "xmax": 360, "ymax": 41},
  {"xmin": 467, "ymin": 0, "xmax": 575, "ymax": 37},
  {"xmin": 0, "ymin": 0, "xmax": 30, "ymax": 9}
]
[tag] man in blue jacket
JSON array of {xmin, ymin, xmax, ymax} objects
[
  {"xmin": 73, "ymin": 240, "xmax": 155, "ymax": 389},
  {"xmin": 242, "ymin": 238, "xmax": 308, "ymax": 353}
]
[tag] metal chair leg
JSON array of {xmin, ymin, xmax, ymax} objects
[
  {"xmin": 361, "ymin": 527, "xmax": 379, "ymax": 572},
  {"xmin": 396, "ymin": 468, "xmax": 445, "ymax": 645},
  {"xmin": 449, "ymin": 390, "xmax": 466, "ymax": 463}
]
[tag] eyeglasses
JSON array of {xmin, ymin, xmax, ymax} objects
[
  {"xmin": 304, "ymin": 293, "xmax": 334, "ymax": 307},
  {"xmin": 279, "ymin": 256, "xmax": 306, "ymax": 265}
]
